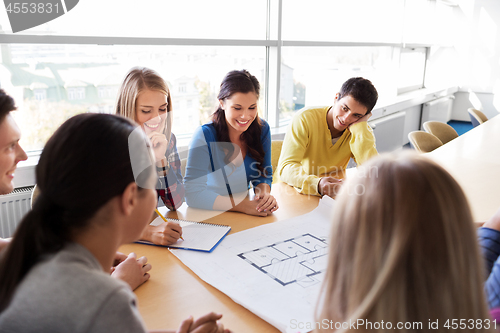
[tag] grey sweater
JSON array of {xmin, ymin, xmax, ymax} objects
[{"xmin": 0, "ymin": 243, "xmax": 147, "ymax": 333}]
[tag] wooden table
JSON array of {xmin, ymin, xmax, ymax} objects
[
  {"xmin": 120, "ymin": 117, "xmax": 500, "ymax": 331},
  {"xmin": 119, "ymin": 182, "xmax": 320, "ymax": 332},
  {"xmin": 426, "ymin": 114, "xmax": 500, "ymax": 224}
]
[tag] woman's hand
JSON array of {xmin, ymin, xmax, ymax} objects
[
  {"xmin": 141, "ymin": 222, "xmax": 183, "ymax": 246},
  {"xmin": 254, "ymin": 192, "xmax": 278, "ymax": 213},
  {"xmin": 111, "ymin": 252, "xmax": 151, "ymax": 290},
  {"xmin": 231, "ymin": 197, "xmax": 271, "ymax": 217},
  {"xmin": 483, "ymin": 206, "xmax": 500, "ymax": 231},
  {"xmin": 149, "ymin": 132, "xmax": 169, "ymax": 163},
  {"xmin": 177, "ymin": 313, "xmax": 230, "ymax": 333},
  {"xmin": 253, "ymin": 183, "xmax": 278, "ymax": 213}
]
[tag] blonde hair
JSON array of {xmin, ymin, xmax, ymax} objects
[
  {"xmin": 115, "ymin": 67, "xmax": 172, "ymax": 122},
  {"xmin": 316, "ymin": 152, "xmax": 493, "ymax": 332}
]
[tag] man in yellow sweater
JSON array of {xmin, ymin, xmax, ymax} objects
[{"xmin": 277, "ymin": 77, "xmax": 378, "ymax": 197}]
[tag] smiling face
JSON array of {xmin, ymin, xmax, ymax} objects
[
  {"xmin": 221, "ymin": 92, "xmax": 258, "ymax": 137},
  {"xmin": 135, "ymin": 89, "xmax": 168, "ymax": 136},
  {"xmin": 0, "ymin": 114, "xmax": 28, "ymax": 194},
  {"xmin": 330, "ymin": 93, "xmax": 368, "ymax": 135}
]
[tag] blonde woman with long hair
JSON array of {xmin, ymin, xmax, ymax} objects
[
  {"xmin": 316, "ymin": 152, "xmax": 494, "ymax": 333},
  {"xmin": 116, "ymin": 67, "xmax": 185, "ymax": 246}
]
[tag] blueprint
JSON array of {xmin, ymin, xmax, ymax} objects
[
  {"xmin": 170, "ymin": 196, "xmax": 335, "ymax": 333},
  {"xmin": 238, "ymin": 233, "xmax": 328, "ymax": 287}
]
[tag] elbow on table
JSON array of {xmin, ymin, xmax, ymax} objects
[{"xmin": 185, "ymin": 191, "xmax": 215, "ymax": 211}]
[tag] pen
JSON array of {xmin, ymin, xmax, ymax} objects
[{"xmin": 155, "ymin": 208, "xmax": 184, "ymax": 240}]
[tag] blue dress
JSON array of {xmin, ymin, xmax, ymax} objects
[{"xmin": 184, "ymin": 119, "xmax": 272, "ymax": 210}]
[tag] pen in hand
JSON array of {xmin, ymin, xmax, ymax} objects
[{"xmin": 154, "ymin": 208, "xmax": 184, "ymax": 241}]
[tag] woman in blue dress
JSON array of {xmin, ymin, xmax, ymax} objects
[{"xmin": 185, "ymin": 70, "xmax": 278, "ymax": 216}]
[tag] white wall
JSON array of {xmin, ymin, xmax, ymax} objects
[{"xmin": 429, "ymin": 0, "xmax": 500, "ymax": 120}]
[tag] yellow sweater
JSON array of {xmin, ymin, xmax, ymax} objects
[{"xmin": 277, "ymin": 106, "xmax": 378, "ymax": 196}]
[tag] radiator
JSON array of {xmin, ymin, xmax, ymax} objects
[
  {"xmin": 421, "ymin": 96, "xmax": 454, "ymax": 126},
  {"xmin": 369, "ymin": 111, "xmax": 406, "ymax": 153},
  {"xmin": 0, "ymin": 186, "xmax": 33, "ymax": 238}
]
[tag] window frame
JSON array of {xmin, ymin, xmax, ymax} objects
[{"xmin": 1, "ymin": 0, "xmax": 432, "ymax": 187}]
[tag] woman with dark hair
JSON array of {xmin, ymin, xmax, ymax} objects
[
  {"xmin": 185, "ymin": 70, "xmax": 278, "ymax": 216},
  {"xmin": 0, "ymin": 114, "xmax": 228, "ymax": 333}
]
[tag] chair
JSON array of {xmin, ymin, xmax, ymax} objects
[
  {"xmin": 422, "ymin": 121, "xmax": 458, "ymax": 144},
  {"xmin": 271, "ymin": 140, "xmax": 283, "ymax": 184},
  {"xmin": 408, "ymin": 131, "xmax": 443, "ymax": 153},
  {"xmin": 468, "ymin": 108, "xmax": 488, "ymax": 127}
]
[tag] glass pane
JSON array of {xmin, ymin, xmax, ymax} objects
[
  {"xmin": 282, "ymin": 0, "xmax": 404, "ymax": 43},
  {"xmin": 397, "ymin": 48, "xmax": 426, "ymax": 94},
  {"xmin": 279, "ymin": 46, "xmax": 395, "ymax": 122},
  {"xmin": 0, "ymin": 0, "xmax": 267, "ymax": 39},
  {"xmin": 0, "ymin": 44, "xmax": 265, "ymax": 152}
]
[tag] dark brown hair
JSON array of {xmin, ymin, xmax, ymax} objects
[
  {"xmin": 0, "ymin": 89, "xmax": 17, "ymax": 124},
  {"xmin": 0, "ymin": 113, "xmax": 149, "ymax": 311},
  {"xmin": 338, "ymin": 77, "xmax": 378, "ymax": 113},
  {"xmin": 212, "ymin": 69, "xmax": 265, "ymax": 173}
]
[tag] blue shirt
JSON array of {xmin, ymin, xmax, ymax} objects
[
  {"xmin": 478, "ymin": 227, "xmax": 500, "ymax": 308},
  {"xmin": 184, "ymin": 119, "xmax": 272, "ymax": 210}
]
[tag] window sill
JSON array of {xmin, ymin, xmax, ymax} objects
[
  {"xmin": 14, "ymin": 154, "xmax": 39, "ymax": 188},
  {"xmin": 370, "ymin": 85, "xmax": 459, "ymax": 121}
]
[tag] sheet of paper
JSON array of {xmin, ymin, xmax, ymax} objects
[
  {"xmin": 149, "ymin": 213, "xmax": 230, "ymax": 252},
  {"xmin": 169, "ymin": 221, "xmax": 230, "ymax": 251},
  {"xmin": 170, "ymin": 196, "xmax": 335, "ymax": 333}
]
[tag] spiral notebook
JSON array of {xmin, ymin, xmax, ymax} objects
[{"xmin": 137, "ymin": 217, "xmax": 231, "ymax": 253}]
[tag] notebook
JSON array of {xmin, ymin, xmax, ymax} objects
[{"xmin": 136, "ymin": 217, "xmax": 231, "ymax": 253}]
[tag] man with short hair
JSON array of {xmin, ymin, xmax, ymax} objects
[
  {"xmin": 277, "ymin": 77, "xmax": 379, "ymax": 197},
  {"xmin": 0, "ymin": 89, "xmax": 28, "ymax": 250}
]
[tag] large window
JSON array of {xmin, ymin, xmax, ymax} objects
[
  {"xmin": 1, "ymin": 44, "xmax": 266, "ymax": 150},
  {"xmin": 397, "ymin": 47, "xmax": 427, "ymax": 94},
  {"xmin": 279, "ymin": 46, "xmax": 395, "ymax": 123},
  {"xmin": 0, "ymin": 0, "xmax": 456, "ymax": 153}
]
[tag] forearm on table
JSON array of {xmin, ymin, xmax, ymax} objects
[
  {"xmin": 214, "ymin": 191, "xmax": 249, "ymax": 212},
  {"xmin": 255, "ymin": 182, "xmax": 271, "ymax": 195},
  {"xmin": 279, "ymin": 162, "xmax": 321, "ymax": 195}
]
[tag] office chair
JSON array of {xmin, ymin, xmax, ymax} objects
[
  {"xmin": 467, "ymin": 108, "xmax": 488, "ymax": 127},
  {"xmin": 30, "ymin": 184, "xmax": 40, "ymax": 208},
  {"xmin": 271, "ymin": 140, "xmax": 283, "ymax": 184},
  {"xmin": 422, "ymin": 121, "xmax": 459, "ymax": 144},
  {"xmin": 408, "ymin": 131, "xmax": 443, "ymax": 153}
]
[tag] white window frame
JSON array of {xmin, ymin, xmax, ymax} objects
[{"xmin": 1, "ymin": 0, "xmax": 431, "ymax": 187}]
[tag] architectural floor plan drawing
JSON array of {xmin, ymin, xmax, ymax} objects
[
  {"xmin": 238, "ymin": 233, "xmax": 328, "ymax": 287},
  {"xmin": 171, "ymin": 196, "xmax": 336, "ymax": 333}
]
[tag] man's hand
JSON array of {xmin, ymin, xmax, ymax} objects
[
  {"xmin": 352, "ymin": 112, "xmax": 372, "ymax": 126},
  {"xmin": 318, "ymin": 177, "xmax": 343, "ymax": 198}
]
